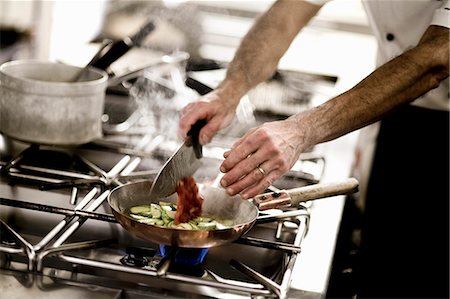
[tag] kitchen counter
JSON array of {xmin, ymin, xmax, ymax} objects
[
  {"xmin": 288, "ymin": 131, "xmax": 359, "ymax": 298},
  {"xmin": 281, "ymin": 31, "xmax": 376, "ymax": 299},
  {"xmin": 281, "ymin": 30, "xmax": 376, "ymax": 299}
]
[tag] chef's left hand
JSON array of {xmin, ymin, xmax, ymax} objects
[{"xmin": 219, "ymin": 117, "xmax": 307, "ymax": 199}]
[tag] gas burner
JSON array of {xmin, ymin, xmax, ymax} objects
[
  {"xmin": 158, "ymin": 244, "xmax": 209, "ymax": 266},
  {"xmin": 120, "ymin": 246, "xmax": 157, "ymax": 267},
  {"xmin": 0, "ymin": 144, "xmax": 111, "ymax": 191},
  {"xmin": 120, "ymin": 245, "xmax": 210, "ymax": 277}
]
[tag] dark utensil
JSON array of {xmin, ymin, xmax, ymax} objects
[
  {"xmin": 91, "ymin": 20, "xmax": 156, "ymax": 72},
  {"xmin": 148, "ymin": 119, "xmax": 207, "ymax": 198},
  {"xmin": 107, "ymin": 177, "xmax": 359, "ymax": 248},
  {"xmin": 71, "ymin": 39, "xmax": 113, "ymax": 82},
  {"xmin": 185, "ymin": 76, "xmax": 214, "ymax": 95}
]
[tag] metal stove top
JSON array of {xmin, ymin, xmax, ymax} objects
[{"xmin": 0, "ymin": 68, "xmax": 327, "ymax": 298}]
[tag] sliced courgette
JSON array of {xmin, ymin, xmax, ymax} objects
[
  {"xmin": 150, "ymin": 204, "xmax": 162, "ymax": 218},
  {"xmin": 129, "ymin": 205, "xmax": 151, "ymax": 215},
  {"xmin": 197, "ymin": 222, "xmax": 217, "ymax": 230}
]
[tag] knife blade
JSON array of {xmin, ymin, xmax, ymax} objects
[{"xmin": 149, "ymin": 119, "xmax": 206, "ymax": 198}]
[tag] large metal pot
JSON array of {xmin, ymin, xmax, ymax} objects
[
  {"xmin": 108, "ymin": 177, "xmax": 359, "ymax": 248},
  {"xmin": 0, "ymin": 60, "xmax": 108, "ymax": 145}
]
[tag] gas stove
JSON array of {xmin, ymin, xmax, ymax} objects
[{"xmin": 0, "ymin": 65, "xmax": 329, "ymax": 298}]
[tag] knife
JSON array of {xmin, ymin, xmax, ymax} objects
[{"xmin": 149, "ymin": 119, "xmax": 207, "ymax": 198}]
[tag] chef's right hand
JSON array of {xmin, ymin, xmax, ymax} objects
[{"xmin": 179, "ymin": 90, "xmax": 239, "ymax": 145}]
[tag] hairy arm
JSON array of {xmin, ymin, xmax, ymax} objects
[
  {"xmin": 179, "ymin": 0, "xmax": 322, "ymax": 143},
  {"xmin": 298, "ymin": 25, "xmax": 449, "ymax": 149},
  {"xmin": 220, "ymin": 25, "xmax": 449, "ymax": 198},
  {"xmin": 217, "ymin": 0, "xmax": 323, "ymax": 106}
]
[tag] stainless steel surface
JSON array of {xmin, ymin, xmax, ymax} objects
[
  {"xmin": 0, "ymin": 133, "xmax": 13, "ymax": 160},
  {"xmin": 0, "ymin": 60, "xmax": 108, "ymax": 145},
  {"xmin": 0, "ymin": 63, "xmax": 342, "ymax": 298},
  {"xmin": 0, "ymin": 134, "xmax": 316, "ymax": 298}
]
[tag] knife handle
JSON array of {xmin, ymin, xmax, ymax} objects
[
  {"xmin": 187, "ymin": 119, "xmax": 207, "ymax": 159},
  {"xmin": 92, "ymin": 21, "xmax": 156, "ymax": 71}
]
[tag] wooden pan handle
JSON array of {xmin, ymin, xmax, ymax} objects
[
  {"xmin": 287, "ymin": 177, "xmax": 359, "ymax": 206},
  {"xmin": 253, "ymin": 177, "xmax": 359, "ymax": 210}
]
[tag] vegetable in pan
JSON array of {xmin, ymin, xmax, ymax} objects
[
  {"xmin": 128, "ymin": 176, "xmax": 234, "ymax": 230},
  {"xmin": 128, "ymin": 202, "xmax": 234, "ymax": 230}
]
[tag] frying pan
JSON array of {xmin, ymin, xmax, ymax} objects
[{"xmin": 107, "ymin": 177, "xmax": 359, "ymax": 248}]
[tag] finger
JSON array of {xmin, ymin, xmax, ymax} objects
[
  {"xmin": 220, "ymin": 149, "xmax": 270, "ymax": 187},
  {"xmin": 198, "ymin": 117, "xmax": 222, "ymax": 145},
  {"xmin": 220, "ymin": 130, "xmax": 264, "ymax": 172},
  {"xmin": 221, "ymin": 159, "xmax": 276, "ymax": 195},
  {"xmin": 178, "ymin": 104, "xmax": 210, "ymax": 139},
  {"xmin": 223, "ymin": 166, "xmax": 267, "ymax": 196},
  {"xmin": 239, "ymin": 169, "xmax": 283, "ymax": 199}
]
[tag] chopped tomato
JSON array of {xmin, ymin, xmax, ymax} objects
[{"xmin": 174, "ymin": 176, "xmax": 203, "ymax": 225}]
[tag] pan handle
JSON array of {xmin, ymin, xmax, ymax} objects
[{"xmin": 253, "ymin": 177, "xmax": 359, "ymax": 210}]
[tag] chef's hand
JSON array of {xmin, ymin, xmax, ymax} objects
[
  {"xmin": 179, "ymin": 90, "xmax": 239, "ymax": 145},
  {"xmin": 219, "ymin": 116, "xmax": 310, "ymax": 199}
]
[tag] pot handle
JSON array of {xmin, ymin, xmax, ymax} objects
[{"xmin": 254, "ymin": 177, "xmax": 359, "ymax": 210}]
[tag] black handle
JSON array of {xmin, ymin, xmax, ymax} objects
[
  {"xmin": 91, "ymin": 20, "xmax": 156, "ymax": 71},
  {"xmin": 185, "ymin": 76, "xmax": 214, "ymax": 95},
  {"xmin": 187, "ymin": 119, "xmax": 207, "ymax": 159},
  {"xmin": 91, "ymin": 40, "xmax": 131, "ymax": 71},
  {"xmin": 130, "ymin": 21, "xmax": 155, "ymax": 45}
]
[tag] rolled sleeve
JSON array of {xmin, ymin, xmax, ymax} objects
[{"xmin": 431, "ymin": 0, "xmax": 450, "ymax": 28}]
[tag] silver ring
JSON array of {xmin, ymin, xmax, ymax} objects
[{"xmin": 257, "ymin": 166, "xmax": 265, "ymax": 176}]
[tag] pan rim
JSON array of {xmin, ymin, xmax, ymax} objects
[{"xmin": 0, "ymin": 59, "xmax": 108, "ymax": 88}]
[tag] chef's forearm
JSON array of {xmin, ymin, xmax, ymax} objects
[
  {"xmin": 219, "ymin": 0, "xmax": 322, "ymax": 103},
  {"xmin": 301, "ymin": 25, "xmax": 449, "ymax": 146}
]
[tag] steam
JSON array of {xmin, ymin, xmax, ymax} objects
[{"xmin": 129, "ymin": 58, "xmax": 198, "ymax": 141}]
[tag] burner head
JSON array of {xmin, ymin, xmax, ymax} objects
[
  {"xmin": 158, "ymin": 244, "xmax": 208, "ymax": 266},
  {"xmin": 120, "ymin": 247, "xmax": 157, "ymax": 268},
  {"xmin": 121, "ymin": 253, "xmax": 149, "ymax": 267}
]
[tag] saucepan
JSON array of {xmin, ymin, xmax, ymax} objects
[
  {"xmin": 0, "ymin": 20, "xmax": 160, "ymax": 146},
  {"xmin": 0, "ymin": 51, "xmax": 190, "ymax": 146},
  {"xmin": 107, "ymin": 177, "xmax": 359, "ymax": 248},
  {"xmin": 0, "ymin": 60, "xmax": 108, "ymax": 146}
]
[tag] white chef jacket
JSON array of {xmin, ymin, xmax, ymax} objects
[{"xmin": 305, "ymin": 0, "xmax": 450, "ymax": 111}]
